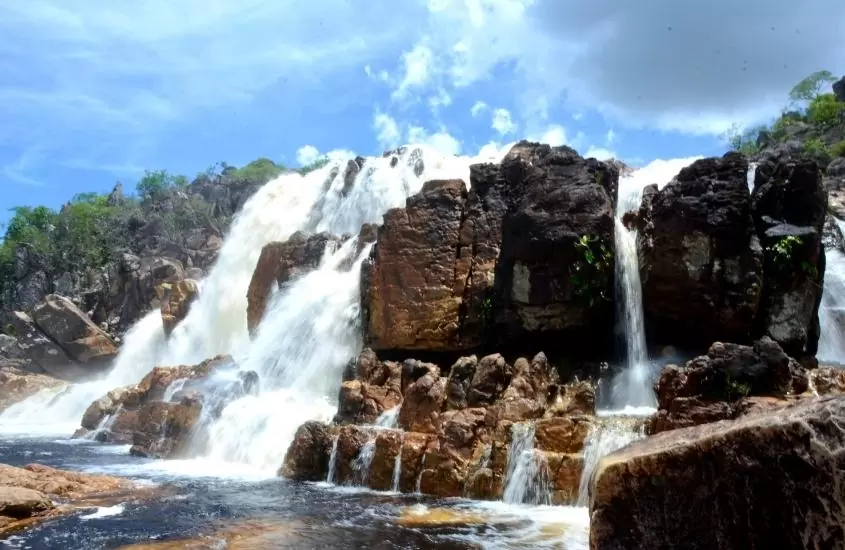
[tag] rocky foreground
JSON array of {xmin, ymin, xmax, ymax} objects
[{"xmin": 0, "ymin": 462, "xmax": 145, "ymax": 535}]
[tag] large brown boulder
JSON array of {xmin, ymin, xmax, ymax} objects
[
  {"xmin": 590, "ymin": 395, "xmax": 845, "ymax": 550},
  {"xmin": 246, "ymin": 232, "xmax": 343, "ymax": 334},
  {"xmin": 650, "ymin": 337, "xmax": 808, "ymax": 433},
  {"xmin": 637, "ymin": 153, "xmax": 764, "ymax": 348},
  {"xmin": 6, "ymin": 311, "xmax": 81, "ymax": 380},
  {"xmin": 279, "ymin": 421, "xmax": 334, "ymax": 481},
  {"xmin": 334, "ymin": 349, "xmax": 402, "ymax": 425},
  {"xmin": 361, "ymin": 141, "xmax": 618, "ymax": 355},
  {"xmin": 751, "ymin": 153, "xmax": 827, "ymax": 357},
  {"xmin": 30, "ymin": 294, "xmax": 117, "ymax": 366}
]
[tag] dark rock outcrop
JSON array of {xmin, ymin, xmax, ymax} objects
[
  {"xmin": 590, "ymin": 395, "xmax": 845, "ymax": 550},
  {"xmin": 752, "ymin": 153, "xmax": 827, "ymax": 357},
  {"xmin": 637, "ymin": 153, "xmax": 764, "ymax": 347},
  {"xmin": 361, "ymin": 141, "xmax": 618, "ymax": 355},
  {"xmin": 650, "ymin": 337, "xmax": 816, "ymax": 433}
]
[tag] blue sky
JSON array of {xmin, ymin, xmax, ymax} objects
[{"xmin": 1, "ymin": 0, "xmax": 844, "ymax": 228}]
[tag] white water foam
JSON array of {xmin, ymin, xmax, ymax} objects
[
  {"xmin": 79, "ymin": 504, "xmax": 125, "ymax": 520},
  {"xmin": 818, "ymin": 218, "xmax": 845, "ymax": 365},
  {"xmin": 576, "ymin": 415, "xmax": 646, "ymax": 506}
]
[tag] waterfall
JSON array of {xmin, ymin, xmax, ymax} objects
[
  {"xmin": 391, "ymin": 434, "xmax": 403, "ymax": 492},
  {"xmin": 576, "ymin": 416, "xmax": 646, "ymax": 506},
  {"xmin": 375, "ymin": 406, "xmax": 400, "ymax": 429},
  {"xmin": 818, "ymin": 219, "xmax": 845, "ymax": 365},
  {"xmin": 351, "ymin": 437, "xmax": 377, "ymax": 486},
  {"xmin": 326, "ymin": 435, "xmax": 340, "ymax": 484},
  {"xmin": 502, "ymin": 422, "xmax": 551, "ymax": 505},
  {"xmin": 609, "ymin": 157, "xmax": 701, "ymax": 410}
]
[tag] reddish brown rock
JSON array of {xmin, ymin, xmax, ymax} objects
[
  {"xmin": 333, "ymin": 425, "xmax": 371, "ymax": 485},
  {"xmin": 545, "ymin": 380, "xmax": 596, "ymax": 417},
  {"xmin": 495, "ymin": 352, "xmax": 559, "ymax": 422},
  {"xmin": 246, "ymin": 232, "xmax": 342, "ymax": 334},
  {"xmin": 590, "ymin": 395, "xmax": 845, "ymax": 550},
  {"xmin": 361, "ymin": 179, "xmax": 471, "ymax": 351},
  {"xmin": 398, "ymin": 370, "xmax": 447, "ymax": 434},
  {"xmin": 0, "ymin": 368, "xmax": 65, "ymax": 413},
  {"xmin": 369, "ymin": 429, "xmax": 402, "ymax": 491},
  {"xmin": 397, "ymin": 432, "xmax": 432, "ymax": 493},
  {"xmin": 534, "ymin": 417, "xmax": 592, "ymax": 454},
  {"xmin": 544, "ymin": 451, "xmax": 583, "ymax": 505},
  {"xmin": 335, "ymin": 349, "xmax": 402, "ymax": 425},
  {"xmin": 279, "ymin": 421, "xmax": 333, "ymax": 481},
  {"xmin": 466, "ymin": 354, "xmax": 512, "ymax": 407},
  {"xmin": 157, "ymin": 279, "xmax": 198, "ymax": 336},
  {"xmin": 129, "ymin": 397, "xmax": 202, "ymax": 458}
]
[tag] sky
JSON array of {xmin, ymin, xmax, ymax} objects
[{"xmin": 1, "ymin": 0, "xmax": 844, "ymax": 227}]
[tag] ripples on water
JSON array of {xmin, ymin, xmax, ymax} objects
[{"xmin": 0, "ymin": 437, "xmax": 588, "ymax": 550}]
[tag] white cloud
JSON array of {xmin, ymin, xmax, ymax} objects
[
  {"xmin": 295, "ymin": 145, "xmax": 320, "ymax": 166},
  {"xmin": 470, "ymin": 100, "xmax": 488, "ymax": 117},
  {"xmin": 605, "ymin": 129, "xmax": 616, "ymax": 145},
  {"xmin": 584, "ymin": 146, "xmax": 616, "ymax": 161},
  {"xmin": 530, "ymin": 124, "xmax": 568, "ymax": 147},
  {"xmin": 428, "ymin": 88, "xmax": 452, "ymax": 110},
  {"xmin": 373, "ymin": 112, "xmax": 402, "ymax": 151},
  {"xmin": 407, "ymin": 125, "xmax": 462, "ymax": 156},
  {"xmin": 491, "ymin": 108, "xmax": 517, "ymax": 136},
  {"xmin": 392, "ymin": 43, "xmax": 436, "ymax": 100}
]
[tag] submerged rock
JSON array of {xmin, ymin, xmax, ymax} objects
[{"xmin": 590, "ymin": 395, "xmax": 845, "ymax": 550}]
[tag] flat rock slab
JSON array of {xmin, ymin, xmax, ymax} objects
[
  {"xmin": 589, "ymin": 395, "xmax": 845, "ymax": 550},
  {"xmin": 0, "ymin": 486, "xmax": 53, "ymax": 519}
]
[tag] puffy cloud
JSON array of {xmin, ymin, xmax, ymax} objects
[
  {"xmin": 491, "ymin": 108, "xmax": 517, "ymax": 136},
  {"xmin": 407, "ymin": 125, "xmax": 462, "ymax": 156},
  {"xmin": 529, "ymin": 124, "xmax": 568, "ymax": 147},
  {"xmin": 392, "ymin": 43, "xmax": 436, "ymax": 100},
  {"xmin": 470, "ymin": 101, "xmax": 488, "ymax": 117},
  {"xmin": 584, "ymin": 146, "xmax": 616, "ymax": 161},
  {"xmin": 373, "ymin": 112, "xmax": 402, "ymax": 150},
  {"xmin": 295, "ymin": 145, "xmax": 320, "ymax": 166}
]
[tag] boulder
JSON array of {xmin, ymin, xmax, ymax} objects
[
  {"xmin": 494, "ymin": 352, "xmax": 560, "ymax": 422},
  {"xmin": 246, "ymin": 232, "xmax": 342, "ymax": 334},
  {"xmin": 637, "ymin": 153, "xmax": 764, "ymax": 348},
  {"xmin": 650, "ymin": 338, "xmax": 808, "ymax": 433},
  {"xmin": 6, "ymin": 311, "xmax": 83, "ymax": 381},
  {"xmin": 157, "ymin": 279, "xmax": 199, "ymax": 336},
  {"xmin": 590, "ymin": 395, "xmax": 845, "ymax": 550},
  {"xmin": 752, "ymin": 153, "xmax": 827, "ymax": 357},
  {"xmin": 30, "ymin": 294, "xmax": 117, "ymax": 366},
  {"xmin": 0, "ymin": 486, "xmax": 53, "ymax": 519},
  {"xmin": 279, "ymin": 421, "xmax": 334, "ymax": 481},
  {"xmin": 334, "ymin": 349, "xmax": 402, "ymax": 425}
]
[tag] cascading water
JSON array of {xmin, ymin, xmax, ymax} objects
[
  {"xmin": 0, "ymin": 144, "xmax": 511, "ymax": 453},
  {"xmin": 502, "ymin": 423, "xmax": 551, "ymax": 505},
  {"xmin": 818, "ymin": 218, "xmax": 845, "ymax": 364},
  {"xmin": 575, "ymin": 416, "xmax": 646, "ymax": 506},
  {"xmin": 609, "ymin": 158, "xmax": 702, "ymax": 410}
]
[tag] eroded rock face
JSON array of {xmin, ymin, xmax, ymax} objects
[
  {"xmin": 283, "ymin": 348, "xmax": 595, "ymax": 505},
  {"xmin": 637, "ymin": 153, "xmax": 764, "ymax": 348},
  {"xmin": 77, "ymin": 355, "xmax": 247, "ymax": 458},
  {"xmin": 246, "ymin": 232, "xmax": 343, "ymax": 334},
  {"xmin": 590, "ymin": 395, "xmax": 845, "ymax": 550},
  {"xmin": 361, "ymin": 141, "xmax": 618, "ymax": 355},
  {"xmin": 650, "ymin": 338, "xmax": 810, "ymax": 433},
  {"xmin": 752, "ymin": 153, "xmax": 827, "ymax": 357},
  {"xmin": 157, "ymin": 279, "xmax": 199, "ymax": 336}
]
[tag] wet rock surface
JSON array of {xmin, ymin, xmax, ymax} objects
[
  {"xmin": 75, "ymin": 355, "xmax": 251, "ymax": 458},
  {"xmin": 0, "ymin": 367, "xmax": 66, "ymax": 413},
  {"xmin": 590, "ymin": 395, "xmax": 845, "ymax": 550},
  {"xmin": 283, "ymin": 348, "xmax": 597, "ymax": 505}
]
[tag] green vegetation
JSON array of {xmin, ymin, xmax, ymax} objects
[
  {"xmin": 723, "ymin": 70, "xmax": 843, "ymax": 165},
  {"xmin": 832, "ymin": 140, "xmax": 845, "ymax": 158},
  {"xmin": 766, "ymin": 235, "xmax": 819, "ymax": 281},
  {"xmin": 724, "ymin": 371, "xmax": 752, "ymax": 401},
  {"xmin": 1, "ymin": 154, "xmax": 333, "ymax": 307},
  {"xmin": 570, "ymin": 234, "xmax": 613, "ymax": 307}
]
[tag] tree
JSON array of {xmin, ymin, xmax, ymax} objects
[
  {"xmin": 721, "ymin": 123, "xmax": 765, "ymax": 155},
  {"xmin": 788, "ymin": 70, "xmax": 837, "ymax": 104},
  {"xmin": 136, "ymin": 170, "xmax": 186, "ymax": 201}
]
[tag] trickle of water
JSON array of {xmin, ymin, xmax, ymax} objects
[
  {"xmin": 326, "ymin": 435, "xmax": 340, "ymax": 484},
  {"xmin": 576, "ymin": 415, "xmax": 646, "ymax": 506},
  {"xmin": 391, "ymin": 434, "xmax": 403, "ymax": 492},
  {"xmin": 375, "ymin": 406, "xmax": 401, "ymax": 429},
  {"xmin": 502, "ymin": 423, "xmax": 551, "ymax": 505},
  {"xmin": 351, "ymin": 437, "xmax": 376, "ymax": 487},
  {"xmin": 415, "ymin": 453, "xmax": 427, "ymax": 494}
]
